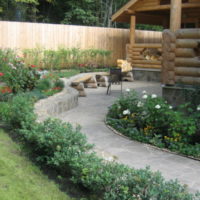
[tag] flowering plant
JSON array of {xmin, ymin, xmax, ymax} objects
[
  {"xmin": 0, "ymin": 57, "xmax": 40, "ymax": 93},
  {"xmin": 107, "ymin": 90, "xmax": 200, "ymax": 158}
]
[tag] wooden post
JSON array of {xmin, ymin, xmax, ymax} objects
[
  {"xmin": 130, "ymin": 15, "xmax": 136, "ymax": 44},
  {"xmin": 170, "ymin": 0, "xmax": 182, "ymax": 32}
]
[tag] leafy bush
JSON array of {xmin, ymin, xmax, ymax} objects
[
  {"xmin": 35, "ymin": 78, "xmax": 52, "ymax": 91},
  {"xmin": 54, "ymin": 79, "xmax": 65, "ymax": 89},
  {"xmin": 107, "ymin": 90, "xmax": 200, "ymax": 158},
  {"xmin": 3, "ymin": 93, "xmax": 36, "ymax": 129},
  {"xmin": 0, "ymin": 53, "xmax": 40, "ymax": 93}
]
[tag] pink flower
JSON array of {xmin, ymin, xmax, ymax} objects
[
  {"xmin": 79, "ymin": 64, "xmax": 85, "ymax": 67},
  {"xmin": 0, "ymin": 72, "xmax": 4, "ymax": 76}
]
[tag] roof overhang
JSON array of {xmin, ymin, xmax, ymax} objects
[
  {"xmin": 112, "ymin": 0, "xmax": 200, "ymax": 24},
  {"xmin": 112, "ymin": 0, "xmax": 139, "ymax": 23}
]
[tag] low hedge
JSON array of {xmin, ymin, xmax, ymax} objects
[{"xmin": 0, "ymin": 93, "xmax": 199, "ymax": 200}]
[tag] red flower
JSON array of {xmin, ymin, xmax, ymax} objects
[
  {"xmin": 0, "ymin": 72, "xmax": 4, "ymax": 76},
  {"xmin": 79, "ymin": 64, "xmax": 85, "ymax": 67},
  {"xmin": 0, "ymin": 86, "xmax": 12, "ymax": 94},
  {"xmin": 30, "ymin": 65, "xmax": 37, "ymax": 68},
  {"xmin": 52, "ymin": 87, "xmax": 61, "ymax": 90}
]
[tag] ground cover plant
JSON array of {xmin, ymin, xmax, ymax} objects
[
  {"xmin": 0, "ymin": 92, "xmax": 199, "ymax": 200},
  {"xmin": 0, "ymin": 128, "xmax": 72, "ymax": 200},
  {"xmin": 106, "ymin": 90, "xmax": 200, "ymax": 159}
]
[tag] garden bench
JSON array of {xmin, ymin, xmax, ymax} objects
[{"xmin": 71, "ymin": 74, "xmax": 98, "ymax": 97}]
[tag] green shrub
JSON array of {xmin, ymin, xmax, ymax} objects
[
  {"xmin": 54, "ymin": 79, "xmax": 64, "ymax": 89},
  {"xmin": 0, "ymin": 102, "xmax": 11, "ymax": 121},
  {"xmin": 104, "ymin": 167, "xmax": 200, "ymax": 200},
  {"xmin": 35, "ymin": 78, "xmax": 52, "ymax": 91},
  {"xmin": 25, "ymin": 89, "xmax": 47, "ymax": 101},
  {"xmin": 0, "ymin": 56, "xmax": 40, "ymax": 93},
  {"xmin": 19, "ymin": 119, "xmax": 93, "ymax": 167},
  {"xmin": 5, "ymin": 94, "xmax": 36, "ymax": 129}
]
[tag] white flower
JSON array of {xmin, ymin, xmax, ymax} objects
[
  {"xmin": 142, "ymin": 90, "xmax": 147, "ymax": 94},
  {"xmin": 169, "ymin": 106, "xmax": 173, "ymax": 109},
  {"xmin": 37, "ymin": 70, "xmax": 49, "ymax": 78},
  {"xmin": 137, "ymin": 101, "xmax": 143, "ymax": 107},
  {"xmin": 197, "ymin": 106, "xmax": 200, "ymax": 111},
  {"xmin": 117, "ymin": 105, "xmax": 121, "ymax": 110},
  {"xmin": 8, "ymin": 63, "xmax": 16, "ymax": 70},
  {"xmin": 123, "ymin": 109, "xmax": 130, "ymax": 115},
  {"xmin": 126, "ymin": 88, "xmax": 130, "ymax": 92},
  {"xmin": 151, "ymin": 94, "xmax": 157, "ymax": 99},
  {"xmin": 142, "ymin": 111, "xmax": 147, "ymax": 115},
  {"xmin": 142, "ymin": 94, "xmax": 148, "ymax": 99},
  {"xmin": 155, "ymin": 104, "xmax": 161, "ymax": 109}
]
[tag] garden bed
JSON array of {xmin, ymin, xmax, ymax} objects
[{"xmin": 106, "ymin": 90, "xmax": 200, "ymax": 160}]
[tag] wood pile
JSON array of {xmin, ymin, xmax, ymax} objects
[
  {"xmin": 126, "ymin": 43, "xmax": 162, "ymax": 69},
  {"xmin": 162, "ymin": 29, "xmax": 200, "ymax": 86}
]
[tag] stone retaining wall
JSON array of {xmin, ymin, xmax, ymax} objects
[{"xmin": 34, "ymin": 78, "xmax": 79, "ymax": 122}]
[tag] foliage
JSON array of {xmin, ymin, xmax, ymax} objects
[
  {"xmin": 0, "ymin": 129, "xmax": 71, "ymax": 200},
  {"xmin": 0, "ymin": 93, "xmax": 199, "ymax": 200},
  {"xmin": 35, "ymin": 78, "xmax": 52, "ymax": 91},
  {"xmin": 0, "ymin": 48, "xmax": 67, "ymax": 99},
  {"xmin": 54, "ymin": 79, "xmax": 64, "ymax": 88},
  {"xmin": 0, "ymin": 52, "xmax": 40, "ymax": 93},
  {"xmin": 53, "ymin": 69, "xmax": 80, "ymax": 78},
  {"xmin": 23, "ymin": 47, "xmax": 112, "ymax": 70},
  {"xmin": 0, "ymin": 0, "xmax": 165, "ymax": 30},
  {"xmin": 1, "ymin": 93, "xmax": 36, "ymax": 129},
  {"xmin": 107, "ymin": 90, "xmax": 200, "ymax": 159}
]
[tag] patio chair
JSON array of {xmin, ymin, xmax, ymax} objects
[{"xmin": 106, "ymin": 68, "xmax": 122, "ymax": 95}]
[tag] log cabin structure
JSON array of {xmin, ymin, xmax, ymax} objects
[{"xmin": 112, "ymin": 0, "xmax": 200, "ymax": 81}]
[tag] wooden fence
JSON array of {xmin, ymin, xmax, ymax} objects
[{"xmin": 0, "ymin": 21, "xmax": 162, "ymax": 65}]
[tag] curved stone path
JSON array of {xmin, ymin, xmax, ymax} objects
[{"xmin": 56, "ymin": 80, "xmax": 200, "ymax": 193}]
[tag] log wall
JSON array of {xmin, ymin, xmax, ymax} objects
[{"xmin": 162, "ymin": 28, "xmax": 200, "ymax": 86}]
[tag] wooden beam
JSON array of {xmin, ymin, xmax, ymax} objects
[
  {"xmin": 136, "ymin": 4, "xmax": 170, "ymax": 12},
  {"xmin": 135, "ymin": 3, "xmax": 200, "ymax": 12},
  {"xmin": 130, "ymin": 15, "xmax": 136, "ymax": 45},
  {"xmin": 125, "ymin": 9, "xmax": 135, "ymax": 15},
  {"xmin": 170, "ymin": 0, "xmax": 182, "ymax": 32},
  {"xmin": 112, "ymin": 0, "xmax": 139, "ymax": 22}
]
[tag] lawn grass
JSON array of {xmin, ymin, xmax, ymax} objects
[
  {"xmin": 54, "ymin": 69, "xmax": 80, "ymax": 78},
  {"xmin": 0, "ymin": 128, "xmax": 73, "ymax": 200}
]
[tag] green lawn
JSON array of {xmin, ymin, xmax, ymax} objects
[
  {"xmin": 0, "ymin": 129, "xmax": 72, "ymax": 200},
  {"xmin": 54, "ymin": 69, "xmax": 80, "ymax": 78}
]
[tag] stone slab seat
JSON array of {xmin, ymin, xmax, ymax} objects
[
  {"xmin": 71, "ymin": 74, "xmax": 98, "ymax": 97},
  {"xmin": 95, "ymin": 72, "xmax": 109, "ymax": 87}
]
